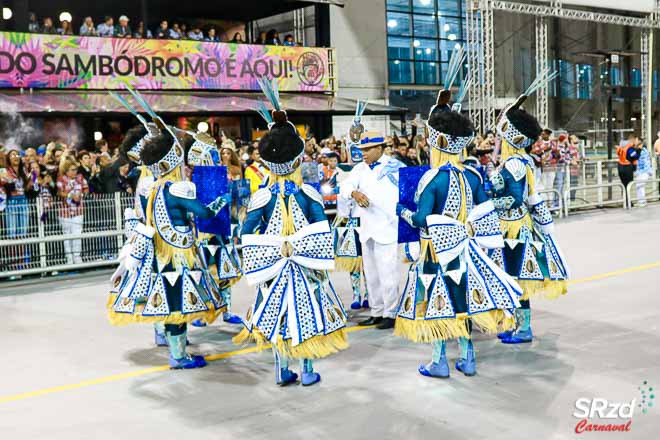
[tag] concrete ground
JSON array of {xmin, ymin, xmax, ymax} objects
[{"xmin": 1, "ymin": 205, "xmax": 659, "ymax": 440}]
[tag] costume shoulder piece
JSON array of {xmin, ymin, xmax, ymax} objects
[
  {"xmin": 301, "ymin": 184, "xmax": 324, "ymax": 207},
  {"xmin": 504, "ymin": 157, "xmax": 527, "ymax": 182},
  {"xmin": 463, "ymin": 164, "xmax": 483, "ymax": 184},
  {"xmin": 169, "ymin": 181, "xmax": 197, "ymax": 199},
  {"xmin": 414, "ymin": 168, "xmax": 439, "ymax": 203},
  {"xmin": 247, "ymin": 188, "xmax": 272, "ymax": 212}
]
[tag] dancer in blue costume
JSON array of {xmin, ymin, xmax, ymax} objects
[
  {"xmin": 233, "ymin": 79, "xmax": 347, "ymax": 386},
  {"xmin": 395, "ymin": 81, "xmax": 522, "ymax": 378},
  {"xmin": 489, "ymin": 70, "xmax": 570, "ymax": 344},
  {"xmin": 333, "ymin": 100, "xmax": 369, "ymax": 310},
  {"xmin": 108, "ymin": 94, "xmax": 229, "ymax": 369},
  {"xmin": 186, "ymin": 131, "xmax": 243, "ymax": 326}
]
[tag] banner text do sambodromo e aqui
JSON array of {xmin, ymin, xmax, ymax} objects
[{"xmin": 0, "ymin": 32, "xmax": 331, "ymax": 92}]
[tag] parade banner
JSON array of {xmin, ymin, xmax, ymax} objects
[{"xmin": 0, "ymin": 32, "xmax": 331, "ymax": 92}]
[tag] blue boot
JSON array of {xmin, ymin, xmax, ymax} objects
[
  {"xmin": 350, "ymin": 272, "xmax": 362, "ymax": 309},
  {"xmin": 361, "ymin": 299, "xmax": 370, "ymax": 309},
  {"xmin": 277, "ymin": 369, "xmax": 299, "ymax": 386},
  {"xmin": 169, "ymin": 354, "xmax": 207, "ymax": 369},
  {"xmin": 350, "ymin": 300, "xmax": 362, "ymax": 310},
  {"xmin": 300, "ymin": 359, "xmax": 321, "ymax": 386},
  {"xmin": 191, "ymin": 319, "xmax": 207, "ymax": 327},
  {"xmin": 155, "ymin": 328, "xmax": 168, "ymax": 347},
  {"xmin": 166, "ymin": 329, "xmax": 205, "ymax": 369},
  {"xmin": 455, "ymin": 338, "xmax": 476, "ymax": 376},
  {"xmin": 502, "ymin": 309, "xmax": 532, "ymax": 344},
  {"xmin": 501, "ymin": 328, "xmax": 533, "ymax": 344},
  {"xmin": 497, "ymin": 330, "xmax": 513, "ymax": 340},
  {"xmin": 223, "ymin": 312, "xmax": 243, "ymax": 324},
  {"xmin": 302, "ymin": 372, "xmax": 321, "ymax": 386},
  {"xmin": 418, "ymin": 341, "xmax": 449, "ymax": 378},
  {"xmin": 418, "ymin": 361, "xmax": 450, "ymax": 378}
]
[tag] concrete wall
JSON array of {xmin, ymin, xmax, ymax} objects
[{"xmin": 330, "ymin": 0, "xmax": 389, "ymax": 137}]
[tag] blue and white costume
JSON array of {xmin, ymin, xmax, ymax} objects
[
  {"xmin": 395, "ymin": 83, "xmax": 522, "ymax": 378},
  {"xmin": 233, "ymin": 78, "xmax": 347, "ymax": 386},
  {"xmin": 490, "ymin": 87, "xmax": 570, "ymax": 344},
  {"xmin": 333, "ymin": 100, "xmax": 369, "ymax": 310},
  {"xmin": 185, "ymin": 131, "xmax": 243, "ymax": 326},
  {"xmin": 107, "ymin": 88, "xmax": 228, "ymax": 369}
]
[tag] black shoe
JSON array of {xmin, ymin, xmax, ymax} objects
[
  {"xmin": 376, "ymin": 317, "xmax": 395, "ymax": 330},
  {"xmin": 358, "ymin": 316, "xmax": 383, "ymax": 326}
]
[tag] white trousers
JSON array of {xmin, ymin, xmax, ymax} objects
[
  {"xmin": 635, "ymin": 173, "xmax": 651, "ymax": 205},
  {"xmin": 361, "ymin": 238, "xmax": 400, "ymax": 319},
  {"xmin": 59, "ymin": 215, "xmax": 84, "ymax": 264}
]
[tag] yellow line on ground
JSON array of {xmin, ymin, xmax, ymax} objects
[
  {"xmin": 0, "ymin": 263, "xmax": 658, "ymax": 405},
  {"xmin": 568, "ymin": 261, "xmax": 660, "ymax": 286}
]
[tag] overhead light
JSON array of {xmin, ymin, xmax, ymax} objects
[
  {"xmin": 448, "ymin": 34, "xmax": 457, "ymax": 41},
  {"xmin": 443, "ymin": 24, "xmax": 450, "ymax": 32},
  {"xmin": 631, "ymin": 117, "xmax": 637, "ymax": 121},
  {"xmin": 387, "ymin": 19, "xmax": 398, "ymax": 29},
  {"xmin": 197, "ymin": 121, "xmax": 209, "ymax": 133},
  {"xmin": 413, "ymin": 39, "xmax": 420, "ymax": 47},
  {"xmin": 425, "ymin": 48, "xmax": 432, "ymax": 54},
  {"xmin": 59, "ymin": 11, "xmax": 72, "ymax": 22},
  {"xmin": 416, "ymin": 49, "xmax": 422, "ymax": 55},
  {"xmin": 420, "ymin": 0, "xmax": 432, "ymax": 5},
  {"xmin": 454, "ymin": 43, "xmax": 461, "ymax": 50},
  {"xmin": 2, "ymin": 7, "xmax": 11, "ymax": 20},
  {"xmin": 94, "ymin": 131, "xmax": 103, "ymax": 141},
  {"xmin": 394, "ymin": 60, "xmax": 400, "ymax": 65},
  {"xmin": 430, "ymin": 62, "xmax": 436, "ymax": 67}
]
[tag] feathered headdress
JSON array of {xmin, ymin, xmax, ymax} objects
[
  {"xmin": 426, "ymin": 47, "xmax": 475, "ymax": 155},
  {"xmin": 254, "ymin": 78, "xmax": 305, "ymax": 176},
  {"xmin": 496, "ymin": 68, "xmax": 557, "ymax": 149}
]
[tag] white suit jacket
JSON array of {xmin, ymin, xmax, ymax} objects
[{"xmin": 339, "ymin": 154, "xmax": 404, "ymax": 245}]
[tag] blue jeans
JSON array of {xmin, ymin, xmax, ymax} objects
[
  {"xmin": 6, "ymin": 196, "xmax": 29, "ymax": 238},
  {"xmin": 554, "ymin": 169, "xmax": 565, "ymax": 207}
]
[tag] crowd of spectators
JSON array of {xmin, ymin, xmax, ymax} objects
[{"xmin": 26, "ymin": 12, "xmax": 302, "ymax": 46}]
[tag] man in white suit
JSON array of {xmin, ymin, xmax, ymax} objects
[{"xmin": 339, "ymin": 131, "xmax": 405, "ymax": 329}]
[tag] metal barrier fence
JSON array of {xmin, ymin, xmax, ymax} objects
[
  {"xmin": 0, "ymin": 193, "xmax": 133, "ymax": 279},
  {"xmin": 0, "ymin": 159, "xmax": 657, "ymax": 279},
  {"xmin": 626, "ymin": 178, "xmax": 660, "ymax": 209}
]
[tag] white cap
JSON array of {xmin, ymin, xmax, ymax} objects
[
  {"xmin": 320, "ymin": 147, "xmax": 332, "ymax": 156},
  {"xmin": 119, "ymin": 15, "xmax": 129, "ymax": 22}
]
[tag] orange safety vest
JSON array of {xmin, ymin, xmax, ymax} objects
[
  {"xmin": 321, "ymin": 165, "xmax": 337, "ymax": 203},
  {"xmin": 617, "ymin": 143, "xmax": 635, "ymax": 166}
]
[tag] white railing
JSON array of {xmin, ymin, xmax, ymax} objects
[
  {"xmin": 563, "ymin": 182, "xmax": 627, "ymax": 216},
  {"xmin": 1, "ymin": 159, "xmax": 657, "ymax": 279},
  {"xmin": 626, "ymin": 178, "xmax": 660, "ymax": 209},
  {"xmin": 538, "ymin": 189, "xmax": 563, "ymax": 217},
  {"xmin": 0, "ymin": 193, "xmax": 132, "ymax": 279}
]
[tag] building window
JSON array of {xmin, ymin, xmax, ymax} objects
[
  {"xmin": 630, "ymin": 68, "xmax": 641, "ymax": 87},
  {"xmin": 386, "ymin": 0, "xmax": 466, "ymax": 85},
  {"xmin": 576, "ymin": 64, "xmax": 593, "ymax": 100}
]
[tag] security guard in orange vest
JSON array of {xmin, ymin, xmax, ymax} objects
[{"xmin": 617, "ymin": 134, "xmax": 640, "ymax": 202}]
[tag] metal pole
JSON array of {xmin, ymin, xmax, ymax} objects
[
  {"xmin": 535, "ymin": 16, "xmax": 549, "ymax": 128},
  {"xmin": 482, "ymin": 0, "xmax": 496, "ymax": 131},
  {"xmin": 605, "ymin": 55, "xmax": 614, "ymax": 200}
]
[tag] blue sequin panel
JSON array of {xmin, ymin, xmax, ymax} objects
[
  {"xmin": 398, "ymin": 165, "xmax": 430, "ymax": 244},
  {"xmin": 192, "ymin": 165, "xmax": 231, "ymax": 238}
]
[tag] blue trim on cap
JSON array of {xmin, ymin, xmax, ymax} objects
[{"xmin": 360, "ymin": 136, "xmax": 384, "ymax": 145}]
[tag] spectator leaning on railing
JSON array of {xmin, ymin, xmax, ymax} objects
[
  {"xmin": 97, "ymin": 16, "xmax": 115, "ymax": 37},
  {"xmin": 115, "ymin": 15, "xmax": 132, "ymax": 38},
  {"xmin": 41, "ymin": 17, "xmax": 57, "ymax": 34},
  {"xmin": 634, "ymin": 142, "xmax": 652, "ymax": 207},
  {"xmin": 56, "ymin": 160, "xmax": 89, "ymax": 265},
  {"xmin": 79, "ymin": 17, "xmax": 98, "ymax": 36}
]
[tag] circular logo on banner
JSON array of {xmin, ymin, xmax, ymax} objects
[{"xmin": 297, "ymin": 52, "xmax": 325, "ymax": 86}]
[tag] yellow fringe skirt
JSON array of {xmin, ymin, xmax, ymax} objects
[
  {"xmin": 232, "ymin": 326, "xmax": 348, "ymax": 360},
  {"xmin": 519, "ymin": 279, "xmax": 568, "ymax": 301},
  {"xmin": 106, "ymin": 294, "xmax": 224, "ymax": 326},
  {"xmin": 394, "ymin": 303, "xmax": 516, "ymax": 344}
]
